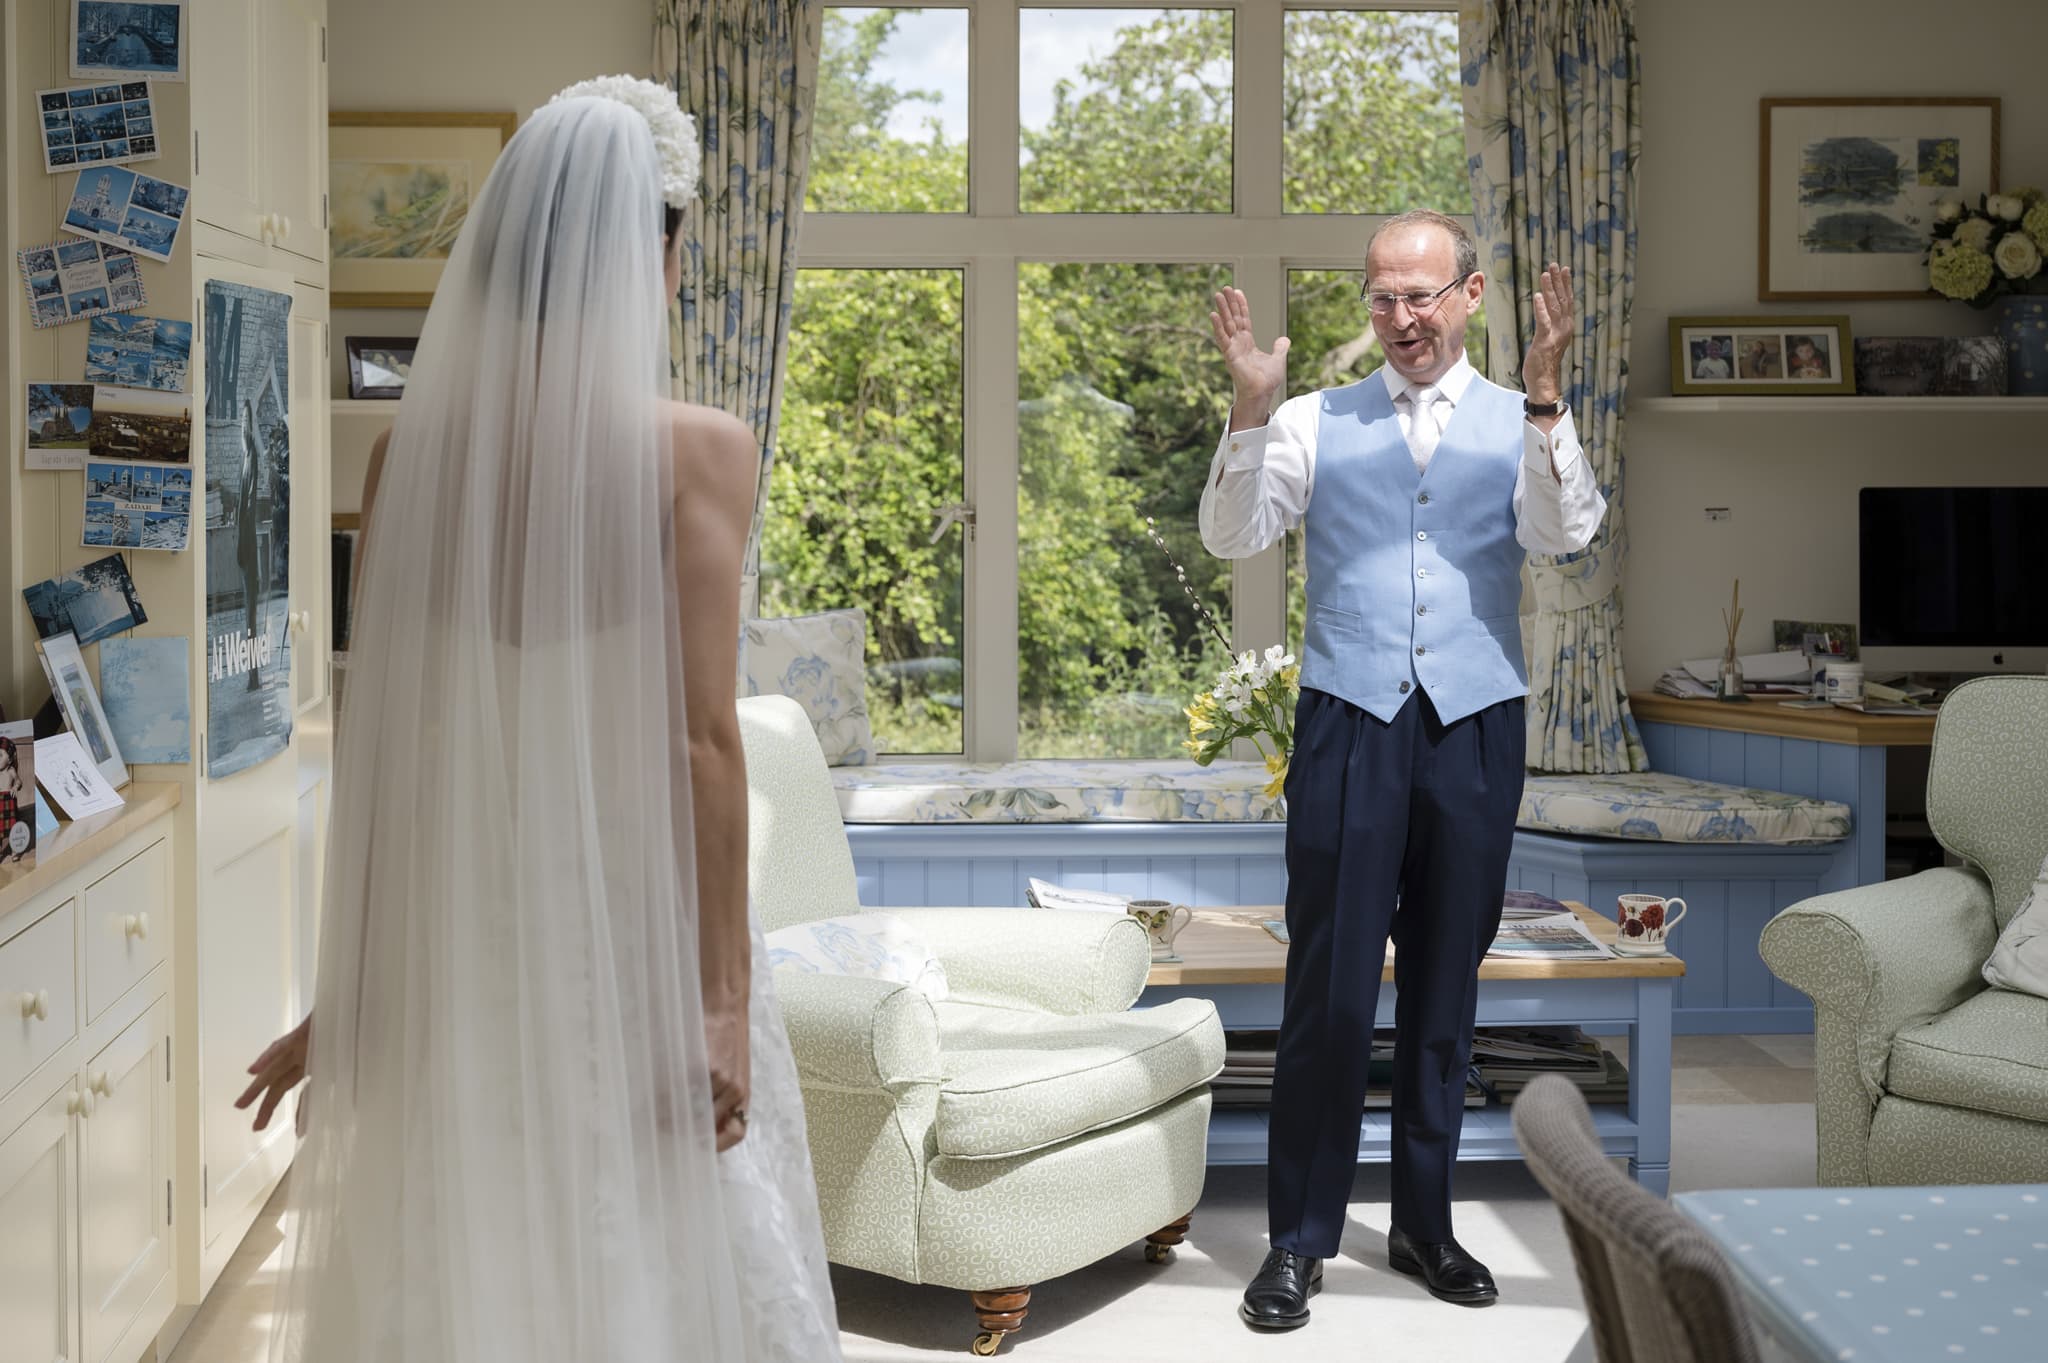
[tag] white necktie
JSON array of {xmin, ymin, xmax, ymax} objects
[{"xmin": 1405, "ymin": 384, "xmax": 1442, "ymax": 473}]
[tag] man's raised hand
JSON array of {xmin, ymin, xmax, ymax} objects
[{"xmin": 1210, "ymin": 287, "xmax": 1289, "ymax": 425}]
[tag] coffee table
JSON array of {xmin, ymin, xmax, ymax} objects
[{"xmin": 1139, "ymin": 901, "xmax": 1684, "ymax": 1195}]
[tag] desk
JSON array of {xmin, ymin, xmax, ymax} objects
[
  {"xmin": 1675, "ymin": 1184, "xmax": 2048, "ymax": 1363},
  {"xmin": 1140, "ymin": 901, "xmax": 1684, "ymax": 1193}
]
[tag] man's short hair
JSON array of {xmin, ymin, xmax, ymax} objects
[{"xmin": 1365, "ymin": 210, "xmax": 1480, "ymax": 284}]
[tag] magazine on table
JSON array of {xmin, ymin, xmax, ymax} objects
[
  {"xmin": 1487, "ymin": 911, "xmax": 1613, "ymax": 961},
  {"xmin": 1024, "ymin": 877, "xmax": 1130, "ymax": 913}
]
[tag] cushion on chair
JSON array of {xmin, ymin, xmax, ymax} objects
[
  {"xmin": 830, "ymin": 758, "xmax": 1282, "ymax": 823},
  {"xmin": 742, "ymin": 608, "xmax": 875, "ymax": 765},
  {"xmin": 1982, "ymin": 848, "xmax": 2048, "ymax": 1000},
  {"xmin": 765, "ymin": 912, "xmax": 949, "ymax": 1002},
  {"xmin": 1518, "ymin": 772, "xmax": 1850, "ymax": 845},
  {"xmin": 929, "ymin": 998, "xmax": 1225, "ymax": 1159},
  {"xmin": 1886, "ymin": 987, "xmax": 2048, "ymax": 1126}
]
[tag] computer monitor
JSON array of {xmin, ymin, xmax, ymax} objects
[{"xmin": 1859, "ymin": 486, "xmax": 2048, "ymax": 675}]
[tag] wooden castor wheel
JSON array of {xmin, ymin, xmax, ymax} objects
[{"xmin": 969, "ymin": 1286, "xmax": 1030, "ymax": 1355}]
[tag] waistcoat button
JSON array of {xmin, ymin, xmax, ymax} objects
[
  {"xmin": 1399, "ymin": 681, "xmax": 1411, "ymax": 693},
  {"xmin": 1416, "ymin": 531, "xmax": 1427, "ymax": 541},
  {"xmin": 1418, "ymin": 492, "xmax": 1430, "ymax": 505}
]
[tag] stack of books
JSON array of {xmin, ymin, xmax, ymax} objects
[
  {"xmin": 1469, "ymin": 1025, "xmax": 1629, "ymax": 1105},
  {"xmin": 1216, "ymin": 1029, "xmax": 1490, "ymax": 1110}
]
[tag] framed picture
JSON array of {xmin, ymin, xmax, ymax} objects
[
  {"xmin": 71, "ymin": 2, "xmax": 185, "ymax": 83},
  {"xmin": 346, "ymin": 336, "xmax": 416, "ymax": 399},
  {"xmin": 1669, "ymin": 315, "xmax": 1856, "ymax": 396},
  {"xmin": 1853, "ymin": 336, "xmax": 2007, "ymax": 397},
  {"xmin": 1759, "ymin": 97, "xmax": 2000, "ymax": 300},
  {"xmin": 329, "ymin": 111, "xmax": 517, "ymax": 308},
  {"xmin": 36, "ymin": 631, "xmax": 129, "ymax": 790}
]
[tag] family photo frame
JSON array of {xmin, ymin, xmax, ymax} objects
[
  {"xmin": 345, "ymin": 335, "xmax": 416, "ymax": 398},
  {"xmin": 1759, "ymin": 96, "xmax": 2001, "ymax": 300},
  {"xmin": 1669, "ymin": 315, "xmax": 1855, "ymax": 396},
  {"xmin": 329, "ymin": 111, "xmax": 517, "ymax": 308}
]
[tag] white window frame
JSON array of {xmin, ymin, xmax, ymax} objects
[{"xmin": 801, "ymin": 0, "xmax": 1464, "ymax": 759}]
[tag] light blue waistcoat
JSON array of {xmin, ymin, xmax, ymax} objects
[{"xmin": 1299, "ymin": 373, "xmax": 1529, "ymax": 726}]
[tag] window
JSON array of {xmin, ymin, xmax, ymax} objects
[{"xmin": 791, "ymin": 2, "xmax": 1473, "ymax": 760}]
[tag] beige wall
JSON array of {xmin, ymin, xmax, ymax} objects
[
  {"xmin": 326, "ymin": 0, "xmax": 649, "ymax": 402},
  {"xmin": 1622, "ymin": 0, "xmax": 2048, "ymax": 684}
]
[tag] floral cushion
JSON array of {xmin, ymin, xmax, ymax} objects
[
  {"xmin": 829, "ymin": 758, "xmax": 1282, "ymax": 823},
  {"xmin": 1519, "ymin": 772, "xmax": 1851, "ymax": 845},
  {"xmin": 764, "ymin": 912, "xmax": 949, "ymax": 1002},
  {"xmin": 741, "ymin": 609, "xmax": 874, "ymax": 766}
]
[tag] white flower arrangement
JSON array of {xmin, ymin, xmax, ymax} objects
[
  {"xmin": 1925, "ymin": 187, "xmax": 2048, "ymax": 306},
  {"xmin": 549, "ymin": 74, "xmax": 701, "ymax": 210}
]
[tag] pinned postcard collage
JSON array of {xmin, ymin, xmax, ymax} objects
[{"xmin": 15, "ymin": 4, "xmax": 194, "ymax": 549}]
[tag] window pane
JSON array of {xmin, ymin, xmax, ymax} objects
[
  {"xmin": 1282, "ymin": 267, "xmax": 1488, "ymax": 650},
  {"xmin": 1017, "ymin": 262, "xmax": 1234, "ymax": 758},
  {"xmin": 808, "ymin": 8, "xmax": 969, "ymax": 213},
  {"xmin": 1019, "ymin": 9, "xmax": 1232, "ymax": 213},
  {"xmin": 770, "ymin": 268, "xmax": 965, "ymax": 754},
  {"xmin": 1283, "ymin": 9, "xmax": 1464, "ymax": 215}
]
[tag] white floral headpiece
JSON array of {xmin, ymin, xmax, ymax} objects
[{"xmin": 549, "ymin": 74, "xmax": 701, "ymax": 210}]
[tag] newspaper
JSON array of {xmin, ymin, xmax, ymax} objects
[
  {"xmin": 1486, "ymin": 911, "xmax": 1614, "ymax": 961},
  {"xmin": 1025, "ymin": 877, "xmax": 1130, "ymax": 913}
]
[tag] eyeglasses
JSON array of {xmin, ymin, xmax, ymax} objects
[{"xmin": 1359, "ymin": 273, "xmax": 1470, "ymax": 317}]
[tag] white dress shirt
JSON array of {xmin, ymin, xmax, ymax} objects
[{"xmin": 1199, "ymin": 356, "xmax": 1607, "ymax": 559}]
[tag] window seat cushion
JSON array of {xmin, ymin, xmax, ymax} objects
[
  {"xmin": 830, "ymin": 759, "xmax": 1281, "ymax": 824},
  {"xmin": 1517, "ymin": 772, "xmax": 1851, "ymax": 845}
]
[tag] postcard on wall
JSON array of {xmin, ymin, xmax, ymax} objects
[
  {"xmin": 21, "ymin": 552, "xmax": 148, "ymax": 645},
  {"xmin": 33, "ymin": 731, "xmax": 124, "ymax": 820},
  {"xmin": 85, "ymin": 314, "xmax": 190, "ymax": 391},
  {"xmin": 85, "ymin": 460, "xmax": 190, "ymax": 551},
  {"xmin": 25, "ymin": 383, "xmax": 96, "ymax": 470},
  {"xmin": 37, "ymin": 632, "xmax": 129, "ymax": 791},
  {"xmin": 71, "ymin": 1, "xmax": 185, "ymax": 83},
  {"xmin": 99, "ymin": 636, "xmax": 190, "ymax": 764},
  {"xmin": 0, "ymin": 721, "xmax": 36, "ymax": 866},
  {"xmin": 18, "ymin": 237, "xmax": 146, "ymax": 329},
  {"xmin": 39, "ymin": 81, "xmax": 157, "ymax": 172},
  {"xmin": 63, "ymin": 164, "xmax": 188, "ymax": 262},
  {"xmin": 88, "ymin": 383, "xmax": 189, "ymax": 462}
]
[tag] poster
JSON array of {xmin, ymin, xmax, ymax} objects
[
  {"xmin": 39, "ymin": 81, "xmax": 158, "ymax": 171},
  {"xmin": 17, "ymin": 237, "xmax": 145, "ymax": 328},
  {"xmin": 203, "ymin": 279, "xmax": 292, "ymax": 778}
]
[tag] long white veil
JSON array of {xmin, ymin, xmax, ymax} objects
[{"xmin": 274, "ymin": 96, "xmax": 746, "ymax": 1361}]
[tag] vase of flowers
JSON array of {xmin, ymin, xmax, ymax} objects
[
  {"xmin": 1145, "ymin": 519, "xmax": 1298, "ymax": 801},
  {"xmin": 1926, "ymin": 187, "xmax": 2048, "ymax": 394}
]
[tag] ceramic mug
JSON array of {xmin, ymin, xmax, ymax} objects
[
  {"xmin": 1614, "ymin": 893, "xmax": 1687, "ymax": 956},
  {"xmin": 1127, "ymin": 899, "xmax": 1194, "ymax": 961}
]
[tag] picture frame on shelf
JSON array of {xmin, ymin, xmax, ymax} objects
[
  {"xmin": 328, "ymin": 111, "xmax": 517, "ymax": 308},
  {"xmin": 1759, "ymin": 97, "xmax": 2000, "ymax": 301},
  {"xmin": 1669, "ymin": 315, "xmax": 1856, "ymax": 396},
  {"xmin": 345, "ymin": 335, "xmax": 415, "ymax": 399},
  {"xmin": 1852, "ymin": 336, "xmax": 2006, "ymax": 397},
  {"xmin": 35, "ymin": 630, "xmax": 129, "ymax": 790}
]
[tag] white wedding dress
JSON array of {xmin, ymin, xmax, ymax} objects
[{"xmin": 270, "ymin": 94, "xmax": 840, "ymax": 1363}]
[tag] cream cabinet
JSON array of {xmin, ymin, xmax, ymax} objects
[
  {"xmin": 0, "ymin": 806, "xmax": 178, "ymax": 1363},
  {"xmin": 191, "ymin": 0, "xmax": 329, "ymax": 265}
]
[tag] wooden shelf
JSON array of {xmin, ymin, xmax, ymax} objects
[
  {"xmin": 331, "ymin": 398, "xmax": 402, "ymax": 415},
  {"xmin": 1630, "ymin": 691, "xmax": 1937, "ymax": 746},
  {"xmin": 1632, "ymin": 395, "xmax": 2048, "ymax": 413}
]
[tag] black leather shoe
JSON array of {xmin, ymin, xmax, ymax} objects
[
  {"xmin": 1239, "ymin": 1248, "xmax": 1324, "ymax": 1329},
  {"xmin": 1387, "ymin": 1226, "xmax": 1498, "ymax": 1305}
]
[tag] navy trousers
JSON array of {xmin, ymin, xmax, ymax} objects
[{"xmin": 1267, "ymin": 686, "xmax": 1525, "ymax": 1255}]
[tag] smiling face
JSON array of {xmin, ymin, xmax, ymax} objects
[{"xmin": 1366, "ymin": 223, "xmax": 1485, "ymax": 386}]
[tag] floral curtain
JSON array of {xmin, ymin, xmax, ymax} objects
[
  {"xmin": 656, "ymin": 0, "xmax": 823, "ymax": 618},
  {"xmin": 1461, "ymin": 0, "xmax": 1647, "ymax": 773}
]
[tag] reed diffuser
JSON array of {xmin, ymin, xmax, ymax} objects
[{"xmin": 1717, "ymin": 579, "xmax": 1747, "ymax": 702}]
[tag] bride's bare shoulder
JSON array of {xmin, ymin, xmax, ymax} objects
[{"xmin": 663, "ymin": 400, "xmax": 757, "ymax": 476}]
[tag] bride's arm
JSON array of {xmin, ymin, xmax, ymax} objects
[{"xmin": 669, "ymin": 404, "xmax": 761, "ymax": 1148}]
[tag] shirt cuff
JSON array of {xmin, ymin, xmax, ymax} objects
[
  {"xmin": 1522, "ymin": 413, "xmax": 1582, "ymax": 482},
  {"xmin": 1220, "ymin": 424, "xmax": 1270, "ymax": 472}
]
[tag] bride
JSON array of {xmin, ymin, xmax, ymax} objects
[{"xmin": 235, "ymin": 78, "xmax": 841, "ymax": 1361}]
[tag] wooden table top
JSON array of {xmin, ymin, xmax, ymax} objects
[
  {"xmin": 1629, "ymin": 692, "xmax": 1937, "ymax": 747},
  {"xmin": 0, "ymin": 781, "xmax": 182, "ymax": 923},
  {"xmin": 1144, "ymin": 900, "xmax": 1685, "ymax": 987}
]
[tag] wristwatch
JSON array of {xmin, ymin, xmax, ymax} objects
[{"xmin": 1523, "ymin": 397, "xmax": 1566, "ymax": 417}]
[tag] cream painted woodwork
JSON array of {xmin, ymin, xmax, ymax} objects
[
  {"xmin": 192, "ymin": 0, "xmax": 330, "ymax": 266},
  {"xmin": 0, "ymin": 1080, "xmax": 79, "ymax": 1363},
  {"xmin": 78, "ymin": 998, "xmax": 172, "ymax": 1363}
]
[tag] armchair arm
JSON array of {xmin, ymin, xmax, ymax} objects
[
  {"xmin": 772, "ymin": 969, "xmax": 943, "ymax": 1092},
  {"xmin": 883, "ymin": 908, "xmax": 1153, "ymax": 1014},
  {"xmin": 1760, "ymin": 866, "xmax": 1998, "ymax": 1184}
]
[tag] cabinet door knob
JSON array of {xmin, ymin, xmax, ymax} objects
[
  {"xmin": 290, "ymin": 610, "xmax": 311, "ymax": 636},
  {"xmin": 278, "ymin": 216, "xmax": 292, "ymax": 243},
  {"xmin": 124, "ymin": 913, "xmax": 150, "ymax": 940},
  {"xmin": 91, "ymin": 1070, "xmax": 112, "ymax": 1097},
  {"xmin": 20, "ymin": 990, "xmax": 49, "ymax": 1022},
  {"xmin": 67, "ymin": 1089, "xmax": 85, "ymax": 1117}
]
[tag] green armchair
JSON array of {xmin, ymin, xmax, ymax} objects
[
  {"xmin": 739, "ymin": 696, "xmax": 1225, "ymax": 1355},
  {"xmin": 1760, "ymin": 675, "xmax": 2048, "ymax": 1185}
]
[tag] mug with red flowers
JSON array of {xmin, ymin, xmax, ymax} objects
[{"xmin": 1614, "ymin": 893, "xmax": 1687, "ymax": 956}]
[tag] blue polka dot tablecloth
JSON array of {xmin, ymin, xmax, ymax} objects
[{"xmin": 1675, "ymin": 1185, "xmax": 2048, "ymax": 1363}]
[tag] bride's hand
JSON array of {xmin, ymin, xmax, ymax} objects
[
  {"xmin": 705, "ymin": 1000, "xmax": 751, "ymax": 1152},
  {"xmin": 236, "ymin": 1015, "xmax": 311, "ymax": 1133}
]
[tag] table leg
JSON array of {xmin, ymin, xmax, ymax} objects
[{"xmin": 1628, "ymin": 977, "xmax": 1674, "ymax": 1197}]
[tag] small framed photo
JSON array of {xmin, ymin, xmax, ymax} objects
[
  {"xmin": 1759, "ymin": 97, "xmax": 2000, "ymax": 300},
  {"xmin": 1669, "ymin": 315, "xmax": 1855, "ymax": 396},
  {"xmin": 345, "ymin": 336, "xmax": 415, "ymax": 399},
  {"xmin": 36, "ymin": 630, "xmax": 129, "ymax": 790}
]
